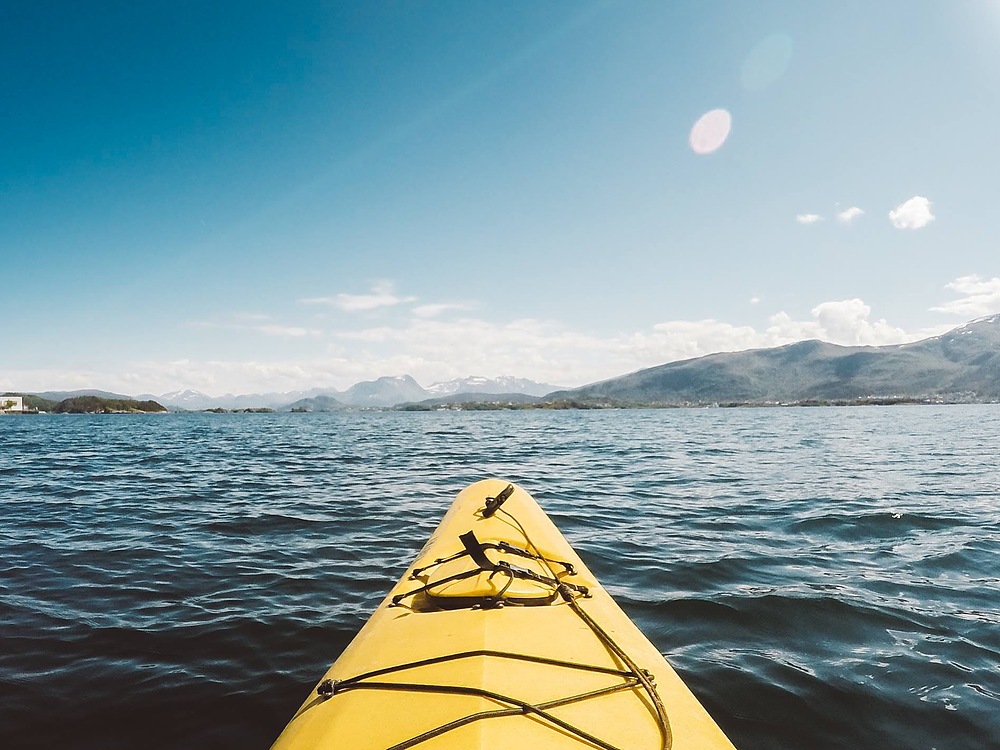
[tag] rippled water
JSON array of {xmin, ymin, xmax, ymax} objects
[{"xmin": 2, "ymin": 407, "xmax": 998, "ymax": 749}]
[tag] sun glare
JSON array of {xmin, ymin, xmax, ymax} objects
[{"xmin": 689, "ymin": 109, "xmax": 732, "ymax": 155}]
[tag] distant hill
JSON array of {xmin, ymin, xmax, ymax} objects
[
  {"xmin": 284, "ymin": 394, "xmax": 349, "ymax": 412},
  {"xmin": 141, "ymin": 389, "xmax": 218, "ymax": 410},
  {"xmin": 338, "ymin": 375, "xmax": 430, "ymax": 407},
  {"xmin": 53, "ymin": 396, "xmax": 167, "ymax": 414},
  {"xmin": 147, "ymin": 379, "xmax": 426, "ymax": 410},
  {"xmin": 426, "ymin": 376, "xmax": 562, "ymax": 398},
  {"xmin": 134, "ymin": 376, "xmax": 559, "ymax": 410},
  {"xmin": 3, "ymin": 393, "xmax": 58, "ymax": 412},
  {"xmin": 36, "ymin": 389, "xmax": 135, "ymax": 402},
  {"xmin": 398, "ymin": 392, "xmax": 543, "ymax": 409},
  {"xmin": 547, "ymin": 315, "xmax": 1000, "ymax": 405},
  {"xmin": 17, "ymin": 318, "xmax": 1000, "ymax": 410},
  {"xmin": 146, "ymin": 388, "xmax": 339, "ymax": 411}
]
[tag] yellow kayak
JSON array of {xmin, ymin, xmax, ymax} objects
[{"xmin": 272, "ymin": 479, "xmax": 737, "ymax": 750}]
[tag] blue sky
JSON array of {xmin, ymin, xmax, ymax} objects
[{"xmin": 3, "ymin": 1, "xmax": 1000, "ymax": 395}]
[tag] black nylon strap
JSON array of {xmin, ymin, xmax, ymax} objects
[
  {"xmin": 458, "ymin": 530, "xmax": 497, "ymax": 570},
  {"xmin": 392, "ymin": 530, "xmax": 589, "ymax": 607}
]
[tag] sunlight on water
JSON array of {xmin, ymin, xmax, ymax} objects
[{"xmin": 2, "ymin": 407, "xmax": 999, "ymax": 749}]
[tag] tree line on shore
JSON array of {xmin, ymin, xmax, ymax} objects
[{"xmin": 2, "ymin": 394, "xmax": 166, "ymax": 413}]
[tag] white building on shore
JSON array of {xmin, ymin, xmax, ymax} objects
[{"xmin": 1, "ymin": 395, "xmax": 24, "ymax": 413}]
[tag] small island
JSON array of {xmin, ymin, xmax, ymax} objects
[
  {"xmin": 52, "ymin": 396, "xmax": 167, "ymax": 414},
  {"xmin": 201, "ymin": 407, "xmax": 275, "ymax": 413}
]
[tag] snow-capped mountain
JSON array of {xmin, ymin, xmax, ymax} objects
[
  {"xmin": 339, "ymin": 375, "xmax": 429, "ymax": 407},
  {"xmin": 152, "ymin": 389, "xmax": 216, "ymax": 410},
  {"xmin": 132, "ymin": 375, "xmax": 562, "ymax": 410},
  {"xmin": 426, "ymin": 376, "xmax": 561, "ymax": 398},
  {"xmin": 149, "ymin": 387, "xmax": 339, "ymax": 411}
]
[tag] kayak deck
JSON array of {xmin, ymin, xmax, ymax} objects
[{"xmin": 271, "ymin": 479, "xmax": 736, "ymax": 750}]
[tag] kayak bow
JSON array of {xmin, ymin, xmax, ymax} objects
[{"xmin": 272, "ymin": 479, "xmax": 736, "ymax": 750}]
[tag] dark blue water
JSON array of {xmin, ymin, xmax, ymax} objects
[{"xmin": 2, "ymin": 407, "xmax": 998, "ymax": 749}]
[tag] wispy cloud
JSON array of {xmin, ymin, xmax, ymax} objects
[
  {"xmin": 188, "ymin": 316, "xmax": 321, "ymax": 338},
  {"xmin": 301, "ymin": 281, "xmax": 416, "ymax": 312},
  {"xmin": 321, "ymin": 299, "xmax": 943, "ymax": 390},
  {"xmin": 930, "ymin": 275, "xmax": 1000, "ymax": 317},
  {"xmin": 889, "ymin": 196, "xmax": 935, "ymax": 230},
  {"xmin": 796, "ymin": 213, "xmax": 822, "ymax": 224},
  {"xmin": 413, "ymin": 302, "xmax": 471, "ymax": 318},
  {"xmin": 255, "ymin": 325, "xmax": 320, "ymax": 338},
  {"xmin": 335, "ymin": 326, "xmax": 396, "ymax": 343},
  {"xmin": 13, "ymin": 279, "xmax": 980, "ymax": 395},
  {"xmin": 837, "ymin": 206, "xmax": 865, "ymax": 224},
  {"xmin": 232, "ymin": 312, "xmax": 272, "ymax": 322}
]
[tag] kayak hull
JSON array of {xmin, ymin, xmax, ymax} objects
[{"xmin": 271, "ymin": 479, "xmax": 736, "ymax": 750}]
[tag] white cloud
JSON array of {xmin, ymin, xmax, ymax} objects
[
  {"xmin": 7, "ymin": 282, "xmax": 977, "ymax": 395},
  {"xmin": 413, "ymin": 302, "xmax": 470, "ymax": 318},
  {"xmin": 301, "ymin": 281, "xmax": 416, "ymax": 312},
  {"xmin": 930, "ymin": 275, "xmax": 1000, "ymax": 317},
  {"xmin": 330, "ymin": 316, "xmax": 611, "ymax": 386},
  {"xmin": 637, "ymin": 300, "xmax": 908, "ymax": 353},
  {"xmin": 809, "ymin": 299, "xmax": 910, "ymax": 345},
  {"xmin": 255, "ymin": 325, "xmax": 321, "ymax": 338},
  {"xmin": 836, "ymin": 206, "xmax": 865, "ymax": 224},
  {"xmin": 317, "ymin": 299, "xmax": 936, "ymax": 390},
  {"xmin": 188, "ymin": 316, "xmax": 320, "ymax": 338},
  {"xmin": 764, "ymin": 301, "xmax": 913, "ymax": 347},
  {"xmin": 109, "ymin": 359, "xmax": 340, "ymax": 395},
  {"xmin": 889, "ymin": 196, "xmax": 935, "ymax": 230},
  {"xmin": 336, "ymin": 326, "xmax": 396, "ymax": 343},
  {"xmin": 631, "ymin": 320, "xmax": 763, "ymax": 362},
  {"xmin": 796, "ymin": 213, "xmax": 822, "ymax": 224}
]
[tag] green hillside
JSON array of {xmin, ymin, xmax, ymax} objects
[
  {"xmin": 547, "ymin": 315, "xmax": 1000, "ymax": 406},
  {"xmin": 53, "ymin": 396, "xmax": 167, "ymax": 414}
]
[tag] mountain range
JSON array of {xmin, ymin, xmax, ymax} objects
[
  {"xmin": 17, "ymin": 316, "xmax": 1000, "ymax": 410},
  {"xmin": 549, "ymin": 314, "xmax": 1000, "ymax": 405},
  {"xmin": 135, "ymin": 375, "xmax": 562, "ymax": 411}
]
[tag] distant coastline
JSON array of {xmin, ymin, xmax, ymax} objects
[
  {"xmin": 5, "ymin": 313, "xmax": 999, "ymax": 414},
  {"xmin": 2, "ymin": 394, "xmax": 167, "ymax": 414},
  {"xmin": 396, "ymin": 395, "xmax": 993, "ymax": 411},
  {"xmin": 4, "ymin": 398, "xmax": 996, "ymax": 416}
]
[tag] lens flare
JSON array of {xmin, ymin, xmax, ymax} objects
[
  {"xmin": 689, "ymin": 109, "xmax": 732, "ymax": 155},
  {"xmin": 741, "ymin": 34, "xmax": 793, "ymax": 91}
]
